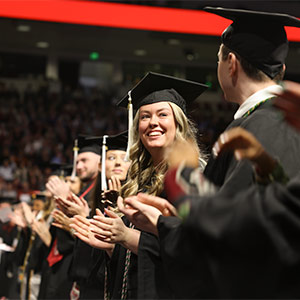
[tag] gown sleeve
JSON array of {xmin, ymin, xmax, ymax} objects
[{"xmin": 158, "ymin": 173, "xmax": 300, "ymax": 298}]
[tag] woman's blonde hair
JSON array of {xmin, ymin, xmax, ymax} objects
[
  {"xmin": 42, "ymin": 195, "xmax": 55, "ymax": 220},
  {"xmin": 121, "ymin": 102, "xmax": 201, "ymax": 198}
]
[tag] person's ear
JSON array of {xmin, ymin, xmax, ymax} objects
[
  {"xmin": 228, "ymin": 52, "xmax": 237, "ymax": 77},
  {"xmin": 98, "ymin": 162, "xmax": 101, "ymax": 172}
]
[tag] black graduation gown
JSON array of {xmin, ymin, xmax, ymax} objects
[
  {"xmin": 38, "ymin": 226, "xmax": 74, "ymax": 299},
  {"xmin": 38, "ymin": 182, "xmax": 98, "ymax": 300},
  {"xmin": 105, "ymin": 217, "xmax": 138, "ymax": 299},
  {"xmin": 158, "ymin": 173, "xmax": 300, "ymax": 299},
  {"xmin": 68, "ymin": 179, "xmax": 106, "ymax": 299},
  {"xmin": 0, "ymin": 223, "xmax": 19, "ymax": 298},
  {"xmin": 137, "ymin": 190, "xmax": 173, "ymax": 299},
  {"xmin": 80, "ymin": 247, "xmax": 106, "ymax": 299},
  {"xmin": 69, "ymin": 238, "xmax": 105, "ymax": 299},
  {"xmin": 204, "ymin": 99, "xmax": 300, "ymax": 193},
  {"xmin": 157, "ymin": 99, "xmax": 300, "ymax": 299},
  {"xmin": 15, "ymin": 228, "xmax": 49, "ymax": 299},
  {"xmin": 138, "ymin": 232, "xmax": 173, "ymax": 299}
]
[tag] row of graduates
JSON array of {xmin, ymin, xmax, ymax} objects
[{"xmin": 8, "ymin": 6, "xmax": 300, "ymax": 300}]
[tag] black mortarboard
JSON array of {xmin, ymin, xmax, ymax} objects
[
  {"xmin": 70, "ymin": 135, "xmax": 101, "ymax": 180},
  {"xmin": 49, "ymin": 163, "xmax": 65, "ymax": 177},
  {"xmin": 85, "ymin": 131, "xmax": 128, "ymax": 152},
  {"xmin": 31, "ymin": 191, "xmax": 47, "ymax": 202},
  {"xmin": 0, "ymin": 195, "xmax": 16, "ymax": 204},
  {"xmin": 106, "ymin": 132, "xmax": 128, "ymax": 152},
  {"xmin": 117, "ymin": 72, "xmax": 208, "ymax": 115},
  {"xmin": 77, "ymin": 135, "xmax": 101, "ymax": 155},
  {"xmin": 60, "ymin": 164, "xmax": 73, "ymax": 177},
  {"xmin": 204, "ymin": 7, "xmax": 300, "ymax": 79},
  {"xmin": 86, "ymin": 131, "xmax": 128, "ymax": 190},
  {"xmin": 48, "ymin": 163, "xmax": 72, "ymax": 178}
]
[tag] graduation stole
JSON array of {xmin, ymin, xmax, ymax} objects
[
  {"xmin": 104, "ymin": 223, "xmax": 134, "ymax": 300},
  {"xmin": 242, "ymin": 97, "xmax": 273, "ymax": 118},
  {"xmin": 47, "ymin": 238, "xmax": 63, "ymax": 267},
  {"xmin": 79, "ymin": 179, "xmax": 96, "ymax": 200}
]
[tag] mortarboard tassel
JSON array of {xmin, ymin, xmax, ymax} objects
[
  {"xmin": 71, "ymin": 139, "xmax": 79, "ymax": 180},
  {"xmin": 125, "ymin": 91, "xmax": 133, "ymax": 162},
  {"xmin": 101, "ymin": 135, "xmax": 108, "ymax": 191}
]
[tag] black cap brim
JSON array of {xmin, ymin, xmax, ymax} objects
[
  {"xmin": 203, "ymin": 7, "xmax": 300, "ymax": 79},
  {"xmin": 86, "ymin": 131, "xmax": 128, "ymax": 152},
  {"xmin": 77, "ymin": 134, "xmax": 101, "ymax": 155},
  {"xmin": 204, "ymin": 7, "xmax": 300, "ymax": 27}
]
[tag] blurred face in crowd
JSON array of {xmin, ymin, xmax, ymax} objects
[
  {"xmin": 32, "ymin": 199, "xmax": 44, "ymax": 212},
  {"xmin": 76, "ymin": 152, "xmax": 100, "ymax": 182},
  {"xmin": 65, "ymin": 175, "xmax": 81, "ymax": 194},
  {"xmin": 139, "ymin": 102, "xmax": 176, "ymax": 160},
  {"xmin": 104, "ymin": 150, "xmax": 131, "ymax": 181},
  {"xmin": 0, "ymin": 202, "xmax": 11, "ymax": 210}
]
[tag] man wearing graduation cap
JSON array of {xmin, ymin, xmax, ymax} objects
[
  {"xmin": 70, "ymin": 136, "xmax": 101, "ymax": 205},
  {"xmin": 40, "ymin": 138, "xmax": 101, "ymax": 299},
  {"xmin": 202, "ymin": 7, "xmax": 300, "ymax": 193},
  {"xmin": 46, "ymin": 137, "xmax": 100, "ymax": 206},
  {"xmin": 69, "ymin": 132, "xmax": 132, "ymax": 300}
]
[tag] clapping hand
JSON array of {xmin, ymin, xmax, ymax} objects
[
  {"xmin": 70, "ymin": 209, "xmax": 114, "ymax": 253},
  {"xmin": 52, "ymin": 209, "xmax": 72, "ymax": 233},
  {"xmin": 118, "ymin": 194, "xmax": 177, "ymax": 236},
  {"xmin": 46, "ymin": 175, "xmax": 70, "ymax": 199},
  {"xmin": 55, "ymin": 193, "xmax": 89, "ymax": 217}
]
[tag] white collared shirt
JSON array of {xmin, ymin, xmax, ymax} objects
[{"xmin": 234, "ymin": 85, "xmax": 283, "ymax": 120}]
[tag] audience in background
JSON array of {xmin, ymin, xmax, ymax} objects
[{"xmin": 0, "ymin": 78, "xmax": 235, "ymax": 198}]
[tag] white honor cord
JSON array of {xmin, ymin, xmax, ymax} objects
[
  {"xmin": 101, "ymin": 135, "xmax": 108, "ymax": 191},
  {"xmin": 71, "ymin": 139, "xmax": 78, "ymax": 180},
  {"xmin": 125, "ymin": 90, "xmax": 133, "ymax": 162}
]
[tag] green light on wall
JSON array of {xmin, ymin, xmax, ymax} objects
[{"xmin": 89, "ymin": 52, "xmax": 99, "ymax": 60}]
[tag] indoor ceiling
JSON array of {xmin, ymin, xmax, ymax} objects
[{"xmin": 0, "ymin": 1, "xmax": 299, "ymax": 74}]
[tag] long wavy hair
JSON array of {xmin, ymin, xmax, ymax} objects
[{"xmin": 121, "ymin": 102, "xmax": 201, "ymax": 198}]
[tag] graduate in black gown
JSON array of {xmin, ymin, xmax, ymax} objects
[
  {"xmin": 41, "ymin": 137, "xmax": 100, "ymax": 299},
  {"xmin": 38, "ymin": 159, "xmax": 94, "ymax": 300},
  {"xmin": 16, "ymin": 192, "xmax": 53, "ymax": 300},
  {"xmin": 69, "ymin": 132, "xmax": 131, "ymax": 299},
  {"xmin": 0, "ymin": 196, "xmax": 19, "ymax": 299},
  {"xmin": 64, "ymin": 136, "xmax": 101, "ymax": 299},
  {"xmin": 201, "ymin": 7, "xmax": 300, "ymax": 193},
  {"xmin": 91, "ymin": 72, "xmax": 206, "ymax": 299}
]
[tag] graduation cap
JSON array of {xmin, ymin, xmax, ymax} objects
[
  {"xmin": 70, "ymin": 135, "xmax": 101, "ymax": 180},
  {"xmin": 77, "ymin": 135, "xmax": 101, "ymax": 155},
  {"xmin": 86, "ymin": 131, "xmax": 128, "ymax": 190},
  {"xmin": 0, "ymin": 195, "xmax": 17, "ymax": 204},
  {"xmin": 117, "ymin": 72, "xmax": 208, "ymax": 159},
  {"xmin": 117, "ymin": 72, "xmax": 208, "ymax": 115},
  {"xmin": 48, "ymin": 163, "xmax": 72, "ymax": 178},
  {"xmin": 31, "ymin": 191, "xmax": 47, "ymax": 202},
  {"xmin": 203, "ymin": 7, "xmax": 300, "ymax": 79},
  {"xmin": 61, "ymin": 164, "xmax": 73, "ymax": 177}
]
